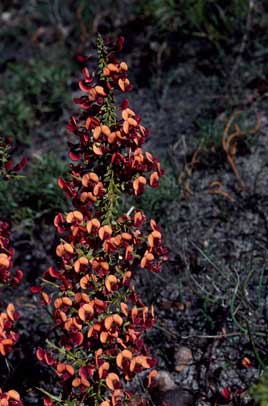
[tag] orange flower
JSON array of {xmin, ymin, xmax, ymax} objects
[
  {"xmin": 107, "ymin": 130, "xmax": 124, "ymax": 144},
  {"xmin": 58, "ymin": 311, "xmax": 67, "ymax": 323},
  {"xmin": 122, "ymin": 108, "xmax": 137, "ymax": 133},
  {"xmin": 125, "ymin": 245, "xmax": 133, "ymax": 260},
  {"xmin": 93, "ymin": 125, "xmax": 111, "ymax": 140},
  {"xmin": 41, "ymin": 291, "xmax": 51, "ymax": 305},
  {"xmin": 100, "ymin": 331, "xmax": 109, "ymax": 344},
  {"xmin": 87, "ymin": 322, "xmax": 102, "ymax": 338},
  {"xmin": 91, "ymin": 258, "xmax": 109, "ymax": 275},
  {"xmin": 141, "ymin": 251, "xmax": 154, "ymax": 268},
  {"xmin": 95, "ymin": 86, "xmax": 106, "ymax": 96},
  {"xmin": 72, "ymin": 377, "xmax": 90, "ymax": 388},
  {"xmin": 107, "ymin": 63, "xmax": 120, "ymax": 72},
  {"xmin": 56, "ymin": 363, "xmax": 75, "ymax": 377},
  {"xmin": 0, "ymin": 389, "xmax": 21, "ymax": 405},
  {"xmin": 86, "ymin": 85, "xmax": 106, "ymax": 99},
  {"xmin": 120, "ymin": 62, "xmax": 128, "ymax": 71},
  {"xmin": 74, "ymin": 256, "xmax": 89, "ymax": 273},
  {"xmin": 6, "ymin": 303, "xmax": 16, "ymax": 321},
  {"xmin": 80, "ymin": 191, "xmax": 97, "ymax": 203},
  {"xmin": 132, "ymin": 149, "xmax": 144, "ymax": 166},
  {"xmin": 7, "ymin": 390, "xmax": 21, "ymax": 401},
  {"xmin": 85, "ymin": 117, "xmax": 92, "ymax": 129},
  {"xmin": 130, "ymin": 356, "xmax": 151, "ymax": 372},
  {"xmin": 54, "ymin": 297, "xmax": 72, "ymax": 309},
  {"xmin": 93, "ymin": 143, "xmax": 104, "ymax": 156},
  {"xmin": 147, "ymin": 369, "xmax": 158, "ymax": 386},
  {"xmin": 0, "ymin": 338, "xmax": 15, "ymax": 356},
  {"xmin": 75, "ymin": 293, "xmax": 90, "ymax": 303},
  {"xmin": 93, "ymin": 182, "xmax": 105, "ymax": 197},
  {"xmin": 145, "ymin": 151, "xmax": 154, "ymax": 163},
  {"xmin": 116, "ymin": 349, "xmax": 132, "ymax": 369},
  {"xmin": 95, "ymin": 348, "xmax": 103, "ymax": 365},
  {"xmin": 106, "ymin": 373, "xmax": 120, "ymax": 391},
  {"xmin": 150, "ymin": 219, "xmax": 158, "ymax": 230},
  {"xmin": 103, "ymin": 62, "xmax": 128, "ymax": 77},
  {"xmin": 120, "ymin": 303, "xmax": 128, "ymax": 316},
  {"xmin": 131, "ymin": 306, "xmax": 138, "ymax": 323},
  {"xmin": 133, "ymin": 210, "xmax": 145, "ymax": 227},
  {"xmin": 118, "ymin": 78, "xmax": 130, "ymax": 92},
  {"xmin": 142, "ymin": 306, "xmax": 150, "ymax": 323},
  {"xmin": 105, "ymin": 275, "xmax": 117, "ymax": 292},
  {"xmin": 133, "ymin": 176, "xmax": 146, "ymax": 196},
  {"xmin": 66, "ymin": 211, "xmax": 83, "ymax": 223},
  {"xmin": 149, "ymin": 171, "xmax": 160, "ymax": 188},
  {"xmin": 122, "ymin": 271, "xmax": 132, "ymax": 285},
  {"xmin": 80, "ymin": 274, "xmax": 94, "ymax": 290},
  {"xmin": 94, "ymin": 298, "xmax": 106, "ymax": 309},
  {"xmin": 110, "ymin": 234, "xmax": 122, "ymax": 247},
  {"xmin": 241, "ymin": 357, "xmax": 252, "ymax": 368},
  {"xmin": 148, "ymin": 230, "xmax": 161, "ymax": 248},
  {"xmin": 104, "ymin": 314, "xmax": 123, "ymax": 330},
  {"xmin": 121, "ymin": 232, "xmax": 132, "ymax": 242},
  {"xmin": 86, "ymin": 218, "xmax": 101, "ymax": 233},
  {"xmin": 122, "ymin": 107, "xmax": 135, "ymax": 121},
  {"xmin": 64, "ymin": 317, "xmax": 82, "ymax": 331},
  {"xmin": 0, "ymin": 253, "xmax": 10, "ymax": 268},
  {"xmin": 82, "ymin": 172, "xmax": 99, "ymax": 187},
  {"xmin": 78, "ymin": 303, "xmax": 94, "ymax": 321},
  {"xmin": 99, "ymin": 225, "xmax": 112, "ymax": 240},
  {"xmin": 98, "ymin": 361, "xmax": 110, "ymax": 378},
  {"xmin": 56, "ymin": 242, "xmax": 74, "ymax": 257},
  {"xmin": 88, "ymin": 87, "xmax": 98, "ymax": 101}
]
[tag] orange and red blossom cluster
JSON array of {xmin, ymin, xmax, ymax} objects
[
  {"xmin": 0, "ymin": 137, "xmax": 25, "ymax": 285},
  {"xmin": 0, "ymin": 138, "xmax": 25, "ymax": 404},
  {"xmin": 36, "ymin": 207, "xmax": 166, "ymax": 404},
  {"xmin": 0, "ymin": 389, "xmax": 23, "ymax": 406},
  {"xmin": 0, "ymin": 221, "xmax": 23, "ymax": 286},
  {"xmin": 36, "ymin": 35, "xmax": 167, "ymax": 405},
  {"xmin": 60, "ymin": 40, "xmax": 162, "ymax": 206},
  {"xmin": 0, "ymin": 222, "xmax": 23, "ymax": 405},
  {"xmin": 0, "ymin": 287, "xmax": 22, "ymax": 403},
  {"xmin": 0, "ymin": 303, "xmax": 19, "ymax": 357}
]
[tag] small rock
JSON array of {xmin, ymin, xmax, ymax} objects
[
  {"xmin": 155, "ymin": 370, "xmax": 177, "ymax": 391},
  {"xmin": 1, "ymin": 12, "xmax": 11, "ymax": 22},
  {"xmin": 174, "ymin": 346, "xmax": 193, "ymax": 372},
  {"xmin": 152, "ymin": 371, "xmax": 194, "ymax": 406}
]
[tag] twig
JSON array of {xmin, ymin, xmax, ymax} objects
[{"xmin": 181, "ymin": 332, "xmax": 245, "ymax": 339}]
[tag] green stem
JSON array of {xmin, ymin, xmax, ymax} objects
[
  {"xmin": 101, "ymin": 165, "xmax": 120, "ymax": 225},
  {"xmin": 96, "ymin": 34, "xmax": 120, "ymax": 224},
  {"xmin": 246, "ymin": 320, "xmax": 266, "ymax": 369}
]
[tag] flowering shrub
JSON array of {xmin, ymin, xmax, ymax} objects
[
  {"xmin": 0, "ymin": 135, "xmax": 25, "ymax": 405},
  {"xmin": 35, "ymin": 34, "xmax": 167, "ymax": 405},
  {"xmin": 0, "ymin": 222, "xmax": 22, "ymax": 370},
  {"xmin": 0, "ymin": 302, "xmax": 20, "ymax": 358}
]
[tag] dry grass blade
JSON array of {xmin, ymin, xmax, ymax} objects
[
  {"xmin": 179, "ymin": 146, "xmax": 202, "ymax": 198},
  {"xmin": 208, "ymin": 180, "xmax": 235, "ymax": 202},
  {"xmin": 222, "ymin": 112, "xmax": 261, "ymax": 190}
]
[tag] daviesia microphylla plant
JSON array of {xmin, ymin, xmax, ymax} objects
[
  {"xmin": 0, "ymin": 136, "xmax": 25, "ymax": 406},
  {"xmin": 35, "ymin": 35, "xmax": 167, "ymax": 406}
]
